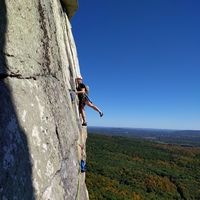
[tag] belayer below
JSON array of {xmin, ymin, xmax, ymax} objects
[{"xmin": 75, "ymin": 76, "xmax": 103, "ymax": 126}]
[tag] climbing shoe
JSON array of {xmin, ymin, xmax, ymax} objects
[
  {"xmin": 99, "ymin": 112, "xmax": 104, "ymax": 117},
  {"xmin": 80, "ymin": 160, "xmax": 86, "ymax": 173},
  {"xmin": 82, "ymin": 122, "xmax": 87, "ymax": 126}
]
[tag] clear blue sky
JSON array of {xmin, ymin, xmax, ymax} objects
[{"xmin": 72, "ymin": 0, "xmax": 200, "ymax": 130}]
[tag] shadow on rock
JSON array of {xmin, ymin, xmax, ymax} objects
[{"xmin": 0, "ymin": 1, "xmax": 35, "ymax": 199}]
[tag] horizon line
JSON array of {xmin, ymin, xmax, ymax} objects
[{"xmin": 88, "ymin": 125, "xmax": 200, "ymax": 132}]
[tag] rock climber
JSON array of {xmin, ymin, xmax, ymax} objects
[{"xmin": 75, "ymin": 76, "xmax": 103, "ymax": 126}]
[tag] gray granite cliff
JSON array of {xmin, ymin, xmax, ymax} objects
[{"xmin": 0, "ymin": 0, "xmax": 89, "ymax": 199}]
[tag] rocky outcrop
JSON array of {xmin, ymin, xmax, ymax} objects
[{"xmin": 0, "ymin": 0, "xmax": 88, "ymax": 199}]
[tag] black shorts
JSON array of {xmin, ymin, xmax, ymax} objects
[{"xmin": 79, "ymin": 95, "xmax": 92, "ymax": 109}]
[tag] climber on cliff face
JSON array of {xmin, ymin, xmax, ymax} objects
[{"xmin": 75, "ymin": 76, "xmax": 103, "ymax": 126}]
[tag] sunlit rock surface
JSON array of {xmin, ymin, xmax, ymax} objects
[{"xmin": 0, "ymin": 0, "xmax": 88, "ymax": 199}]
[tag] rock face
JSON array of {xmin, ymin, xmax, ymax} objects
[{"xmin": 0, "ymin": 0, "xmax": 89, "ymax": 199}]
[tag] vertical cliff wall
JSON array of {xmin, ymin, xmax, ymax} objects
[{"xmin": 0, "ymin": 0, "xmax": 89, "ymax": 199}]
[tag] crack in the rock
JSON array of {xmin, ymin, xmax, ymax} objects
[
  {"xmin": 55, "ymin": 125, "xmax": 63, "ymax": 156},
  {"xmin": 3, "ymin": 52, "xmax": 15, "ymax": 57},
  {"xmin": 0, "ymin": 72, "xmax": 59, "ymax": 81},
  {"xmin": 38, "ymin": 0, "xmax": 51, "ymax": 74}
]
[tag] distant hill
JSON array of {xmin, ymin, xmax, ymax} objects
[
  {"xmin": 88, "ymin": 127, "xmax": 200, "ymax": 147},
  {"xmin": 86, "ymin": 133, "xmax": 200, "ymax": 200}
]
